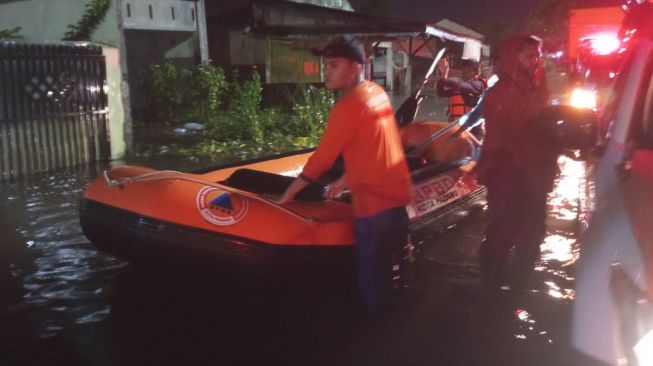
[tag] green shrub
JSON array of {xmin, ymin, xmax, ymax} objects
[
  {"xmin": 224, "ymin": 71, "xmax": 265, "ymax": 141},
  {"xmin": 287, "ymin": 84, "xmax": 334, "ymax": 145},
  {"xmin": 138, "ymin": 63, "xmax": 182, "ymax": 124},
  {"xmin": 181, "ymin": 63, "xmax": 228, "ymax": 120},
  {"xmin": 138, "ymin": 62, "xmax": 228, "ymax": 125},
  {"xmin": 63, "ymin": 0, "xmax": 110, "ymax": 41},
  {"xmin": 133, "ymin": 63, "xmax": 336, "ymax": 163},
  {"xmin": 0, "ymin": 27, "xmax": 22, "ymax": 39}
]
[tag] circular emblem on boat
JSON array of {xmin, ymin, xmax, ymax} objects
[{"xmin": 196, "ymin": 187, "xmax": 249, "ymax": 226}]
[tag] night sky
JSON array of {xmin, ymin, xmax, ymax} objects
[
  {"xmin": 207, "ymin": 0, "xmax": 627, "ymax": 36},
  {"xmin": 387, "ymin": 0, "xmax": 541, "ymax": 30},
  {"xmin": 377, "ymin": 0, "xmax": 625, "ymax": 33}
]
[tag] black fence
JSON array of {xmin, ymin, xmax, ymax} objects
[{"xmin": 0, "ymin": 41, "xmax": 110, "ymax": 180}]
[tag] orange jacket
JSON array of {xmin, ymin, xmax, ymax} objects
[
  {"xmin": 437, "ymin": 77, "xmax": 487, "ymax": 121},
  {"xmin": 301, "ymin": 81, "xmax": 413, "ymax": 217},
  {"xmin": 449, "ymin": 92, "xmax": 471, "ymax": 120}
]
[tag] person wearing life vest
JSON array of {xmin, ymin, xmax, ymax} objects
[{"xmin": 436, "ymin": 58, "xmax": 487, "ymax": 139}]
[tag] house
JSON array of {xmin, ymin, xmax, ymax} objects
[
  {"xmin": 0, "ymin": 0, "xmax": 210, "ymax": 152},
  {"xmin": 433, "ymin": 19, "xmax": 489, "ymax": 62},
  {"xmin": 432, "ymin": 18, "xmax": 491, "ymax": 78},
  {"xmin": 205, "ymin": 0, "xmax": 485, "ymax": 98}
]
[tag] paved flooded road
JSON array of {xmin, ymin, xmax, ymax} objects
[{"xmin": 0, "ymin": 157, "xmax": 603, "ymax": 366}]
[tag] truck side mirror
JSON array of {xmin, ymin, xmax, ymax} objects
[{"xmin": 537, "ymin": 105, "xmax": 597, "ymax": 150}]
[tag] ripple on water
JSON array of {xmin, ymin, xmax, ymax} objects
[
  {"xmin": 75, "ymin": 307, "xmax": 111, "ymax": 325},
  {"xmin": 511, "ymin": 157, "xmax": 586, "ymax": 347},
  {"xmin": 539, "ymin": 234, "xmax": 579, "ymax": 264},
  {"xmin": 1, "ymin": 156, "xmax": 591, "ymax": 362},
  {"xmin": 2, "ymin": 168, "xmax": 124, "ymax": 338}
]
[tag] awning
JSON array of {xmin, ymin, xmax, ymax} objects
[{"xmin": 248, "ymin": 0, "xmax": 483, "ymax": 44}]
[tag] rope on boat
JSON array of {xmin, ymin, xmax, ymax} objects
[
  {"xmin": 102, "ymin": 170, "xmax": 319, "ymax": 224},
  {"xmin": 404, "ymin": 119, "xmax": 460, "ymax": 158},
  {"xmin": 404, "ymin": 119, "xmax": 482, "ymax": 159}
]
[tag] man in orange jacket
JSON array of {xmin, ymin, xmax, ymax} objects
[{"xmin": 277, "ymin": 36, "xmax": 413, "ymax": 315}]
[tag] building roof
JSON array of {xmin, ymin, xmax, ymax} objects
[
  {"xmin": 433, "ymin": 19, "xmax": 485, "ymax": 41},
  {"xmin": 289, "ymin": 0, "xmax": 354, "ymax": 12},
  {"xmin": 209, "ymin": 0, "xmax": 483, "ymax": 43}
]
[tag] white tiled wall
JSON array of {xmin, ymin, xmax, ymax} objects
[{"xmin": 123, "ymin": 0, "xmax": 197, "ymax": 32}]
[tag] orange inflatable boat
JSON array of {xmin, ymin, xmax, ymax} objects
[{"xmin": 80, "ymin": 121, "xmax": 485, "ymax": 275}]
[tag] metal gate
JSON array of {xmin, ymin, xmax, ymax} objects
[{"xmin": 0, "ymin": 41, "xmax": 110, "ymax": 180}]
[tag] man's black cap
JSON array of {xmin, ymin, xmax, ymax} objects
[{"xmin": 311, "ymin": 35, "xmax": 366, "ymax": 64}]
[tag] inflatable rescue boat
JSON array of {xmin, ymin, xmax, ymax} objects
[{"xmin": 80, "ymin": 121, "xmax": 485, "ymax": 275}]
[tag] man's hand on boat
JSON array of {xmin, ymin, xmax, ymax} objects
[
  {"xmin": 323, "ymin": 175, "xmax": 348, "ymax": 200},
  {"xmin": 276, "ymin": 175, "xmax": 311, "ymax": 205},
  {"xmin": 275, "ymin": 174, "xmax": 348, "ymax": 204}
]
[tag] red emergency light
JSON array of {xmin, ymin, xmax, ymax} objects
[
  {"xmin": 582, "ymin": 33, "xmax": 622, "ymax": 55},
  {"xmin": 569, "ymin": 7, "xmax": 625, "ymax": 61}
]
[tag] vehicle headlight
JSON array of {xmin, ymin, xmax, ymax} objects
[{"xmin": 570, "ymin": 88, "xmax": 597, "ymax": 110}]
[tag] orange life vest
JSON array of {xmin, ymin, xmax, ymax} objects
[
  {"xmin": 448, "ymin": 92, "xmax": 471, "ymax": 121},
  {"xmin": 448, "ymin": 77, "xmax": 487, "ymax": 121}
]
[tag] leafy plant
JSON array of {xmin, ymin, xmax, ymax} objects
[
  {"xmin": 138, "ymin": 62, "xmax": 229, "ymax": 125},
  {"xmin": 184, "ymin": 81, "xmax": 334, "ymax": 161},
  {"xmin": 224, "ymin": 71, "xmax": 266, "ymax": 141},
  {"xmin": 287, "ymin": 84, "xmax": 334, "ymax": 144},
  {"xmin": 0, "ymin": 27, "xmax": 22, "ymax": 39},
  {"xmin": 64, "ymin": 0, "xmax": 110, "ymax": 41},
  {"xmin": 181, "ymin": 63, "xmax": 228, "ymax": 120},
  {"xmin": 138, "ymin": 63, "xmax": 182, "ymax": 124},
  {"xmin": 131, "ymin": 63, "xmax": 336, "ymax": 164}
]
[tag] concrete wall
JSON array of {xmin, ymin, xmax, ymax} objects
[
  {"xmin": 122, "ymin": 0, "xmax": 197, "ymax": 31},
  {"xmin": 165, "ymin": 33, "xmax": 200, "ymax": 60},
  {"xmin": 124, "ymin": 29, "xmax": 197, "ymax": 65},
  {"xmin": 124, "ymin": 29, "xmax": 198, "ymax": 118},
  {"xmin": 0, "ymin": 0, "xmax": 201, "ymax": 60},
  {"xmin": 229, "ymin": 31, "xmax": 267, "ymax": 66},
  {"xmin": 103, "ymin": 46, "xmax": 126, "ymax": 159}
]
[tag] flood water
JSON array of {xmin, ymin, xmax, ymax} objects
[{"xmin": 0, "ymin": 157, "xmax": 605, "ymax": 366}]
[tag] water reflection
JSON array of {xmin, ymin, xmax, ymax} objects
[
  {"xmin": 0, "ymin": 156, "xmax": 598, "ymax": 365},
  {"xmin": 540, "ymin": 235, "xmax": 579, "ymax": 264},
  {"xmin": 1, "ymin": 167, "xmax": 123, "ymax": 338},
  {"xmin": 509, "ymin": 157, "xmax": 587, "ymax": 348}
]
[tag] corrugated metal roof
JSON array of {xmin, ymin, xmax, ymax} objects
[{"xmin": 209, "ymin": 0, "xmax": 482, "ymax": 43}]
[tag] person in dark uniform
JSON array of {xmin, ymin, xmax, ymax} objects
[{"xmin": 475, "ymin": 34, "xmax": 560, "ymax": 295}]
